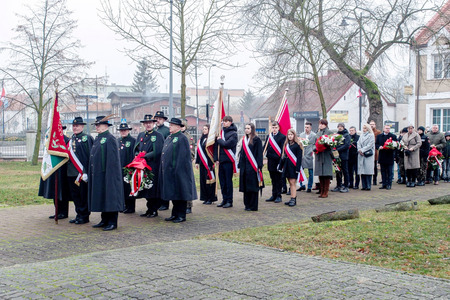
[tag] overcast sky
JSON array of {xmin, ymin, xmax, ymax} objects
[{"xmin": 1, "ymin": 0, "xmax": 261, "ymax": 93}]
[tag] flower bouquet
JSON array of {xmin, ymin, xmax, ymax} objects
[
  {"xmin": 427, "ymin": 147, "xmax": 443, "ymax": 170},
  {"xmin": 124, "ymin": 152, "xmax": 154, "ymax": 196},
  {"xmin": 381, "ymin": 137, "xmax": 399, "ymax": 150},
  {"xmin": 330, "ymin": 134, "xmax": 344, "ymax": 147},
  {"xmin": 398, "ymin": 140, "xmax": 406, "ymax": 151},
  {"xmin": 299, "ymin": 138, "xmax": 309, "ymax": 147},
  {"xmin": 315, "ymin": 134, "xmax": 344, "ymax": 154}
]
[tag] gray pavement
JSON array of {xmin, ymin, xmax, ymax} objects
[{"xmin": 0, "ymin": 182, "xmax": 449, "ymax": 299}]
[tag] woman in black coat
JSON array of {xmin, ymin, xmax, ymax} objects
[
  {"xmin": 238, "ymin": 123, "xmax": 263, "ymax": 211},
  {"xmin": 195, "ymin": 124, "xmax": 217, "ymax": 205},
  {"xmin": 282, "ymin": 128, "xmax": 303, "ymax": 207}
]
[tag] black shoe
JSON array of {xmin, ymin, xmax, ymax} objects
[
  {"xmin": 217, "ymin": 202, "xmax": 225, "ymax": 207},
  {"xmin": 416, "ymin": 181, "xmax": 425, "ymax": 186},
  {"xmin": 204, "ymin": 201, "xmax": 212, "ymax": 205},
  {"xmin": 49, "ymin": 215, "xmax": 55, "ymax": 219},
  {"xmin": 286, "ymin": 188, "xmax": 291, "ymax": 196},
  {"xmin": 297, "ymin": 186, "xmax": 306, "ymax": 191},
  {"xmin": 373, "ymin": 182, "xmax": 377, "ymax": 186},
  {"xmin": 69, "ymin": 218, "xmax": 78, "ymax": 223},
  {"xmin": 165, "ymin": 216, "xmax": 177, "ymax": 221},
  {"xmin": 379, "ymin": 186, "xmax": 385, "ymax": 189},
  {"xmin": 92, "ymin": 222, "xmax": 106, "ymax": 228},
  {"xmin": 353, "ymin": 186, "xmax": 359, "ymax": 190},
  {"xmin": 340, "ymin": 187, "xmax": 349, "ymax": 193},
  {"xmin": 146, "ymin": 212, "xmax": 158, "ymax": 218},
  {"xmin": 172, "ymin": 217, "xmax": 186, "ymax": 223},
  {"xmin": 123, "ymin": 209, "xmax": 135, "ymax": 214},
  {"xmin": 158, "ymin": 205, "xmax": 169, "ymax": 211},
  {"xmin": 274, "ymin": 196, "xmax": 282, "ymax": 203},
  {"xmin": 331, "ymin": 186, "xmax": 341, "ymax": 192},
  {"xmin": 49, "ymin": 214, "xmax": 68, "ymax": 219},
  {"xmin": 386, "ymin": 185, "xmax": 391, "ymax": 190},
  {"xmin": 288, "ymin": 197, "xmax": 296, "ymax": 207},
  {"xmin": 202, "ymin": 201, "xmax": 208, "ymax": 204},
  {"xmin": 103, "ymin": 224, "xmax": 117, "ymax": 231},
  {"xmin": 140, "ymin": 211, "xmax": 151, "ymax": 217},
  {"xmin": 281, "ymin": 188, "xmax": 287, "ymax": 194},
  {"xmin": 223, "ymin": 203, "xmax": 233, "ymax": 208},
  {"xmin": 75, "ymin": 219, "xmax": 89, "ymax": 225},
  {"xmin": 244, "ymin": 208, "xmax": 251, "ymax": 211},
  {"xmin": 306, "ymin": 189, "xmax": 312, "ymax": 193},
  {"xmin": 186, "ymin": 208, "xmax": 192, "ymax": 214},
  {"xmin": 265, "ymin": 196, "xmax": 275, "ymax": 202}
]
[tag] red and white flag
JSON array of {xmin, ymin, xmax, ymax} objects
[
  {"xmin": 206, "ymin": 87, "xmax": 226, "ymax": 161},
  {"xmin": 0, "ymin": 86, "xmax": 5, "ymax": 107},
  {"xmin": 275, "ymin": 89, "xmax": 291, "ymax": 135}
]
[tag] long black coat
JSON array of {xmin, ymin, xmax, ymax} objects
[
  {"xmin": 159, "ymin": 131, "xmax": 197, "ymax": 201},
  {"xmin": 239, "ymin": 136, "xmax": 263, "ymax": 193},
  {"xmin": 118, "ymin": 134, "xmax": 136, "ymax": 200},
  {"xmin": 156, "ymin": 124, "xmax": 170, "ymax": 139},
  {"xmin": 348, "ymin": 133, "xmax": 360, "ymax": 162},
  {"xmin": 336, "ymin": 129, "xmax": 351, "ymax": 160},
  {"xmin": 195, "ymin": 134, "xmax": 216, "ymax": 201},
  {"xmin": 214, "ymin": 123, "xmax": 238, "ymax": 163},
  {"xmin": 419, "ymin": 134, "xmax": 430, "ymax": 159},
  {"xmin": 375, "ymin": 133, "xmax": 397, "ymax": 165},
  {"xmin": 67, "ymin": 132, "xmax": 93, "ymax": 177},
  {"xmin": 263, "ymin": 132, "xmax": 286, "ymax": 172},
  {"xmin": 134, "ymin": 130, "xmax": 164, "ymax": 199},
  {"xmin": 283, "ymin": 142, "xmax": 303, "ymax": 179},
  {"xmin": 88, "ymin": 130, "xmax": 124, "ymax": 212}
]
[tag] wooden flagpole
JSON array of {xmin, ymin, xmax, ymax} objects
[{"xmin": 263, "ymin": 88, "xmax": 288, "ymax": 156}]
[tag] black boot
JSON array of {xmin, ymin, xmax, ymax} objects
[
  {"xmin": 274, "ymin": 196, "xmax": 282, "ymax": 203},
  {"xmin": 265, "ymin": 196, "xmax": 275, "ymax": 202},
  {"xmin": 288, "ymin": 197, "xmax": 296, "ymax": 207}
]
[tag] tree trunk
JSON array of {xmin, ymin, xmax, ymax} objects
[
  {"xmin": 311, "ymin": 209, "xmax": 359, "ymax": 222},
  {"xmin": 375, "ymin": 200, "xmax": 418, "ymax": 212},
  {"xmin": 32, "ymin": 108, "xmax": 43, "ymax": 165},
  {"xmin": 181, "ymin": 66, "xmax": 186, "ymax": 119},
  {"xmin": 428, "ymin": 195, "xmax": 450, "ymax": 205}
]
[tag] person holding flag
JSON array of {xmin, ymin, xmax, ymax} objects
[
  {"xmin": 281, "ymin": 129, "xmax": 304, "ymax": 207},
  {"xmin": 263, "ymin": 121, "xmax": 286, "ymax": 203},
  {"xmin": 238, "ymin": 123, "xmax": 264, "ymax": 211},
  {"xmin": 67, "ymin": 117, "xmax": 93, "ymax": 225},
  {"xmin": 195, "ymin": 124, "xmax": 217, "ymax": 205}
]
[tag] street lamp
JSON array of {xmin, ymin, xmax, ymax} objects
[
  {"xmin": 169, "ymin": 0, "xmax": 174, "ymax": 119},
  {"xmin": 340, "ymin": 13, "xmax": 364, "ymax": 131}
]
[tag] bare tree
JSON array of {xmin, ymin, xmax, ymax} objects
[
  {"xmin": 100, "ymin": 0, "xmax": 241, "ymax": 118},
  {"xmin": 244, "ymin": 0, "xmax": 445, "ymax": 126},
  {"xmin": 0, "ymin": 0, "xmax": 91, "ymax": 165}
]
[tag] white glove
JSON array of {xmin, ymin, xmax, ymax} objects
[{"xmin": 82, "ymin": 174, "xmax": 88, "ymax": 182}]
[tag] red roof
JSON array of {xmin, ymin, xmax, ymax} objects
[{"xmin": 414, "ymin": 0, "xmax": 450, "ymax": 46}]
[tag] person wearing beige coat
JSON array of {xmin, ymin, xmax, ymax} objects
[{"xmin": 402, "ymin": 125, "xmax": 422, "ymax": 187}]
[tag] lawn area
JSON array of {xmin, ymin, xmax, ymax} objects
[{"xmin": 205, "ymin": 202, "xmax": 450, "ymax": 279}]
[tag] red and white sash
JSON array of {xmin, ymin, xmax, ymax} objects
[
  {"xmin": 221, "ymin": 130, "xmax": 238, "ymax": 173},
  {"xmin": 285, "ymin": 143, "xmax": 307, "ymax": 186},
  {"xmin": 268, "ymin": 133, "xmax": 281, "ymax": 156},
  {"xmin": 242, "ymin": 137, "xmax": 263, "ymax": 185},
  {"xmin": 197, "ymin": 139, "xmax": 215, "ymax": 182},
  {"xmin": 67, "ymin": 140, "xmax": 84, "ymax": 184}
]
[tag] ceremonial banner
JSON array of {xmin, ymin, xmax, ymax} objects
[
  {"xmin": 41, "ymin": 92, "xmax": 69, "ymax": 180},
  {"xmin": 275, "ymin": 90, "xmax": 291, "ymax": 135},
  {"xmin": 206, "ymin": 87, "xmax": 225, "ymax": 161}
]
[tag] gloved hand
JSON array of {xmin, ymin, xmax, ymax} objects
[{"xmin": 82, "ymin": 173, "xmax": 88, "ymax": 182}]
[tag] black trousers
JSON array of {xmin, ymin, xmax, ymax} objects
[
  {"xmin": 219, "ymin": 162, "xmax": 234, "ymax": 204},
  {"xmin": 407, "ymin": 169, "xmax": 418, "ymax": 183},
  {"xmin": 373, "ymin": 161, "xmax": 378, "ymax": 184},
  {"xmin": 348, "ymin": 158, "xmax": 360, "ymax": 188},
  {"xmin": 243, "ymin": 192, "xmax": 258, "ymax": 211},
  {"xmin": 336, "ymin": 159, "xmax": 349, "ymax": 187},
  {"xmin": 171, "ymin": 200, "xmax": 187, "ymax": 219},
  {"xmin": 68, "ymin": 177, "xmax": 90, "ymax": 221},
  {"xmin": 160, "ymin": 199, "xmax": 170, "ymax": 209},
  {"xmin": 361, "ymin": 175, "xmax": 372, "ymax": 190},
  {"xmin": 380, "ymin": 163, "xmax": 394, "ymax": 187},
  {"xmin": 146, "ymin": 198, "xmax": 161, "ymax": 213},
  {"xmin": 269, "ymin": 170, "xmax": 282, "ymax": 198},
  {"xmin": 101, "ymin": 211, "xmax": 118, "ymax": 226},
  {"xmin": 426, "ymin": 166, "xmax": 440, "ymax": 182}
]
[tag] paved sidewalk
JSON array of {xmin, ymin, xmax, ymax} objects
[{"xmin": 0, "ymin": 240, "xmax": 449, "ymax": 299}]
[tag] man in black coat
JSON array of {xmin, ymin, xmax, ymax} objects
[
  {"xmin": 214, "ymin": 115, "xmax": 238, "ymax": 208},
  {"xmin": 118, "ymin": 122, "xmax": 137, "ymax": 213},
  {"xmin": 375, "ymin": 124, "xmax": 398, "ymax": 190},
  {"xmin": 88, "ymin": 116, "xmax": 124, "ymax": 231},
  {"xmin": 134, "ymin": 114, "xmax": 164, "ymax": 218},
  {"xmin": 417, "ymin": 126, "xmax": 430, "ymax": 186},
  {"xmin": 67, "ymin": 117, "xmax": 93, "ymax": 225},
  {"xmin": 348, "ymin": 126, "xmax": 360, "ymax": 189},
  {"xmin": 159, "ymin": 118, "xmax": 197, "ymax": 223},
  {"xmin": 263, "ymin": 121, "xmax": 285, "ymax": 203},
  {"xmin": 332, "ymin": 123, "xmax": 351, "ymax": 193}
]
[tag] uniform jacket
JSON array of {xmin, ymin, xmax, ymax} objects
[
  {"xmin": 299, "ymin": 131, "xmax": 316, "ymax": 169},
  {"xmin": 238, "ymin": 136, "xmax": 263, "ymax": 193},
  {"xmin": 156, "ymin": 124, "xmax": 170, "ymax": 139},
  {"xmin": 159, "ymin": 131, "xmax": 197, "ymax": 201},
  {"xmin": 283, "ymin": 142, "xmax": 303, "ymax": 179},
  {"xmin": 263, "ymin": 132, "xmax": 286, "ymax": 172},
  {"xmin": 67, "ymin": 132, "xmax": 93, "ymax": 177},
  {"xmin": 419, "ymin": 133, "xmax": 430, "ymax": 159},
  {"xmin": 88, "ymin": 130, "xmax": 124, "ymax": 212},
  {"xmin": 402, "ymin": 131, "xmax": 422, "ymax": 170},
  {"xmin": 375, "ymin": 132, "xmax": 397, "ymax": 165},
  {"xmin": 314, "ymin": 128, "xmax": 334, "ymax": 177},
  {"xmin": 118, "ymin": 134, "xmax": 136, "ymax": 200},
  {"xmin": 428, "ymin": 131, "xmax": 446, "ymax": 151},
  {"xmin": 348, "ymin": 133, "xmax": 360, "ymax": 162},
  {"xmin": 214, "ymin": 123, "xmax": 238, "ymax": 163},
  {"xmin": 357, "ymin": 131, "xmax": 375, "ymax": 175},
  {"xmin": 336, "ymin": 128, "xmax": 351, "ymax": 161},
  {"xmin": 134, "ymin": 129, "xmax": 164, "ymax": 199}
]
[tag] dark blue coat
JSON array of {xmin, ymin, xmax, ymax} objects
[
  {"xmin": 263, "ymin": 132, "xmax": 286, "ymax": 172},
  {"xmin": 348, "ymin": 133, "xmax": 360, "ymax": 162},
  {"xmin": 88, "ymin": 130, "xmax": 124, "ymax": 212},
  {"xmin": 419, "ymin": 134, "xmax": 430, "ymax": 159},
  {"xmin": 239, "ymin": 136, "xmax": 263, "ymax": 193},
  {"xmin": 375, "ymin": 133, "xmax": 397, "ymax": 165},
  {"xmin": 214, "ymin": 123, "xmax": 238, "ymax": 163},
  {"xmin": 336, "ymin": 128, "xmax": 351, "ymax": 161}
]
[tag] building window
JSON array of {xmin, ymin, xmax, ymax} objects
[
  {"xmin": 161, "ymin": 106, "xmax": 169, "ymax": 116},
  {"xmin": 433, "ymin": 54, "xmax": 450, "ymax": 79},
  {"xmin": 432, "ymin": 108, "xmax": 450, "ymax": 132},
  {"xmin": 177, "ymin": 107, "xmax": 181, "ymax": 114}
]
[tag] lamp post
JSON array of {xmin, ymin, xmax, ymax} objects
[
  {"xmin": 195, "ymin": 60, "xmax": 199, "ymax": 139},
  {"xmin": 168, "ymin": 0, "xmax": 174, "ymax": 119},
  {"xmin": 340, "ymin": 13, "xmax": 364, "ymax": 131}
]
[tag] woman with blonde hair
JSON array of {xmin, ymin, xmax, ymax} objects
[
  {"xmin": 281, "ymin": 128, "xmax": 304, "ymax": 206},
  {"xmin": 357, "ymin": 124, "xmax": 375, "ymax": 190}
]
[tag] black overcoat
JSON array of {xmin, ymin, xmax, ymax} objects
[
  {"xmin": 283, "ymin": 142, "xmax": 303, "ymax": 179},
  {"xmin": 419, "ymin": 134, "xmax": 430, "ymax": 159},
  {"xmin": 88, "ymin": 130, "xmax": 124, "ymax": 212},
  {"xmin": 336, "ymin": 129, "xmax": 351, "ymax": 160},
  {"xmin": 214, "ymin": 123, "xmax": 238, "ymax": 163},
  {"xmin": 375, "ymin": 133, "xmax": 397, "ymax": 165},
  {"xmin": 118, "ymin": 134, "xmax": 137, "ymax": 200},
  {"xmin": 156, "ymin": 124, "xmax": 170, "ymax": 139},
  {"xmin": 238, "ymin": 136, "xmax": 263, "ymax": 193},
  {"xmin": 195, "ymin": 134, "xmax": 216, "ymax": 201},
  {"xmin": 263, "ymin": 132, "xmax": 286, "ymax": 172},
  {"xmin": 348, "ymin": 133, "xmax": 360, "ymax": 162},
  {"xmin": 134, "ymin": 130, "xmax": 164, "ymax": 199},
  {"xmin": 67, "ymin": 132, "xmax": 93, "ymax": 177},
  {"xmin": 159, "ymin": 131, "xmax": 197, "ymax": 201}
]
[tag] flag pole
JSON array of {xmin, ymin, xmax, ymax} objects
[
  {"xmin": 263, "ymin": 88, "xmax": 288, "ymax": 156},
  {"xmin": 2, "ymin": 81, "xmax": 5, "ymax": 135}
]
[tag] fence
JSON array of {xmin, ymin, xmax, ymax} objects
[{"xmin": 0, "ymin": 133, "xmax": 44, "ymax": 160}]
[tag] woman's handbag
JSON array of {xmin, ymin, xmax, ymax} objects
[{"xmin": 363, "ymin": 149, "xmax": 373, "ymax": 157}]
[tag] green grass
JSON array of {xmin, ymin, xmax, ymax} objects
[
  {"xmin": 205, "ymin": 203, "xmax": 450, "ymax": 279},
  {"xmin": 0, "ymin": 161, "xmax": 50, "ymax": 207}
]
